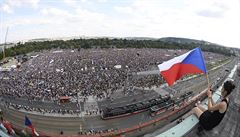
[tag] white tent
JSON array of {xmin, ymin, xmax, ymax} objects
[{"xmin": 114, "ymin": 65, "xmax": 122, "ymax": 69}]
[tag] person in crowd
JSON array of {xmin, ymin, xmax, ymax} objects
[{"xmin": 0, "ymin": 49, "xmax": 226, "ymax": 115}]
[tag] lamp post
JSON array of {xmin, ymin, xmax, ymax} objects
[{"xmin": 77, "ymin": 92, "xmax": 85, "ymax": 132}]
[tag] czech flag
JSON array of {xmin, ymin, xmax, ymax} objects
[
  {"xmin": 158, "ymin": 47, "xmax": 206, "ymax": 86},
  {"xmin": 25, "ymin": 116, "xmax": 39, "ymax": 136}
]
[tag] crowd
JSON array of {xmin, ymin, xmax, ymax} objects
[{"xmin": 0, "ymin": 48, "xmax": 226, "ymax": 112}]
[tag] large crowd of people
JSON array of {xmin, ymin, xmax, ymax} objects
[
  {"xmin": 0, "ymin": 48, "xmax": 230, "ymax": 136},
  {"xmin": 0, "ymin": 48, "xmax": 226, "ymax": 111}
]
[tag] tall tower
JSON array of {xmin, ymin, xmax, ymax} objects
[{"xmin": 3, "ymin": 27, "xmax": 9, "ymax": 59}]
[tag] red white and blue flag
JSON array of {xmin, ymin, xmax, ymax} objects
[
  {"xmin": 158, "ymin": 47, "xmax": 206, "ymax": 86},
  {"xmin": 25, "ymin": 116, "xmax": 39, "ymax": 136}
]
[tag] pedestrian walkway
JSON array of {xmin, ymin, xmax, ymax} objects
[{"xmin": 84, "ymin": 96, "xmax": 99, "ymax": 116}]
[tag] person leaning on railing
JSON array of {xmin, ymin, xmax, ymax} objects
[{"xmin": 192, "ymin": 80, "xmax": 235, "ymax": 130}]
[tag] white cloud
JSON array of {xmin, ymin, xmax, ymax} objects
[
  {"xmin": 1, "ymin": 3, "xmax": 13, "ymax": 13},
  {"xmin": 112, "ymin": 0, "xmax": 240, "ymax": 47},
  {"xmin": 74, "ymin": 8, "xmax": 106, "ymax": 20},
  {"xmin": 185, "ymin": 0, "xmax": 231, "ymax": 18},
  {"xmin": 7, "ymin": 18, "xmax": 53, "ymax": 26},
  {"xmin": 97, "ymin": 0, "xmax": 107, "ymax": 3},
  {"xmin": 1, "ymin": 0, "xmax": 240, "ymax": 48},
  {"xmin": 114, "ymin": 6, "xmax": 134, "ymax": 15},
  {"xmin": 81, "ymin": 0, "xmax": 87, "ymax": 3},
  {"xmin": 63, "ymin": 0, "xmax": 77, "ymax": 6},
  {"xmin": 40, "ymin": 7, "xmax": 71, "ymax": 17},
  {"xmin": 38, "ymin": 6, "xmax": 106, "ymax": 27},
  {"xmin": 0, "ymin": 0, "xmax": 40, "ymax": 13}
]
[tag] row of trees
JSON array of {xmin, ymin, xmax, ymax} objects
[{"xmin": 0, "ymin": 38, "xmax": 234, "ymax": 60}]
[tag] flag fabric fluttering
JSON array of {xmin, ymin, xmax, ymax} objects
[
  {"xmin": 158, "ymin": 47, "xmax": 206, "ymax": 86},
  {"xmin": 25, "ymin": 116, "xmax": 39, "ymax": 136}
]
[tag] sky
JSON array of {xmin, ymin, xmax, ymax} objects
[{"xmin": 0, "ymin": 0, "xmax": 240, "ymax": 48}]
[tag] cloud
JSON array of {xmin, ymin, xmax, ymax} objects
[
  {"xmin": 97, "ymin": 0, "xmax": 107, "ymax": 3},
  {"xmin": 62, "ymin": 0, "xmax": 77, "ymax": 6},
  {"xmin": 114, "ymin": 6, "xmax": 134, "ymax": 15},
  {"xmin": 0, "ymin": 0, "xmax": 40, "ymax": 13},
  {"xmin": 26, "ymin": 0, "xmax": 40, "ymax": 8},
  {"xmin": 185, "ymin": 0, "xmax": 233, "ymax": 18},
  {"xmin": 194, "ymin": 1, "xmax": 229, "ymax": 18},
  {"xmin": 38, "ymin": 6, "xmax": 106, "ymax": 27},
  {"xmin": 81, "ymin": 0, "xmax": 87, "ymax": 3},
  {"xmin": 40, "ymin": 7, "xmax": 71, "ymax": 17},
  {"xmin": 196, "ymin": 10, "xmax": 224, "ymax": 18},
  {"xmin": 1, "ymin": 0, "xmax": 240, "ymax": 48},
  {"xmin": 1, "ymin": 3, "xmax": 13, "ymax": 13},
  {"xmin": 112, "ymin": 0, "xmax": 240, "ymax": 47}
]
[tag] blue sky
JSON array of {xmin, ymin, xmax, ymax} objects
[{"xmin": 1, "ymin": 0, "xmax": 240, "ymax": 48}]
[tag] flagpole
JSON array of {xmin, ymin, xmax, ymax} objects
[{"xmin": 206, "ymin": 71, "xmax": 210, "ymax": 87}]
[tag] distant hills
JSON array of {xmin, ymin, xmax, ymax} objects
[
  {"xmin": 0, "ymin": 36, "xmax": 239, "ymax": 60},
  {"xmin": 158, "ymin": 37, "xmax": 239, "ymax": 56},
  {"xmin": 124, "ymin": 36, "xmax": 238, "ymax": 56},
  {"xmin": 124, "ymin": 37, "xmax": 219, "ymax": 46},
  {"xmin": 159, "ymin": 37, "xmax": 215, "ymax": 45}
]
